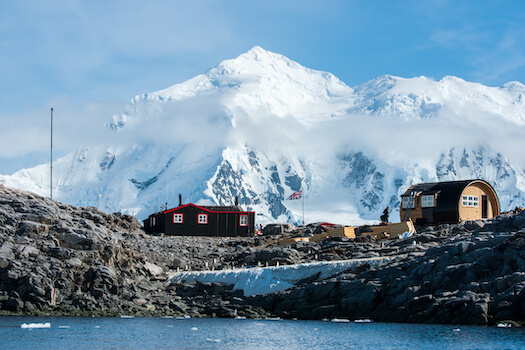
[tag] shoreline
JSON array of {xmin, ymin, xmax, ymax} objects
[{"xmin": 2, "ymin": 186, "xmax": 525, "ymax": 325}]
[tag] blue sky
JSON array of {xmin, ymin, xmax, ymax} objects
[{"xmin": 1, "ymin": 0, "xmax": 525, "ymax": 173}]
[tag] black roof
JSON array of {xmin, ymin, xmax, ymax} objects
[
  {"xmin": 200, "ymin": 205, "xmax": 244, "ymax": 212},
  {"xmin": 164, "ymin": 203, "xmax": 252, "ymax": 214},
  {"xmin": 402, "ymin": 180, "xmax": 474, "ymax": 197}
]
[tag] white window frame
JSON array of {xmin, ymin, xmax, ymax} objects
[
  {"xmin": 197, "ymin": 213, "xmax": 208, "ymax": 224},
  {"xmin": 402, "ymin": 196, "xmax": 415, "ymax": 209},
  {"xmin": 421, "ymin": 195, "xmax": 435, "ymax": 208},
  {"xmin": 239, "ymin": 215, "xmax": 248, "ymax": 227},
  {"xmin": 462, "ymin": 195, "xmax": 479, "ymax": 207},
  {"xmin": 173, "ymin": 213, "xmax": 184, "ymax": 223}
]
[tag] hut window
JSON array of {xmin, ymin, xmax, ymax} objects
[
  {"xmin": 462, "ymin": 195, "xmax": 479, "ymax": 207},
  {"xmin": 421, "ymin": 195, "xmax": 435, "ymax": 208},
  {"xmin": 198, "ymin": 214, "xmax": 208, "ymax": 224},
  {"xmin": 239, "ymin": 215, "xmax": 248, "ymax": 226},
  {"xmin": 402, "ymin": 197, "xmax": 415, "ymax": 209},
  {"xmin": 173, "ymin": 213, "xmax": 184, "ymax": 223}
]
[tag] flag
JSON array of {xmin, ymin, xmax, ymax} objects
[{"xmin": 287, "ymin": 190, "xmax": 302, "ymax": 200}]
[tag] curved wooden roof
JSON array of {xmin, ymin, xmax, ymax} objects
[{"xmin": 402, "ymin": 179, "xmax": 500, "ymax": 223}]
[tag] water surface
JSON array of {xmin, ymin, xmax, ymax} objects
[{"xmin": 1, "ymin": 316, "xmax": 523, "ymax": 350}]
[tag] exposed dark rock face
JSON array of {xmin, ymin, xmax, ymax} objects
[
  {"xmin": 1, "ymin": 185, "xmax": 525, "ymax": 325},
  {"xmin": 243, "ymin": 215, "xmax": 525, "ymax": 325},
  {"xmin": 0, "ymin": 186, "xmax": 267, "ymax": 317}
]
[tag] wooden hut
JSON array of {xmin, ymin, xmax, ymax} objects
[
  {"xmin": 143, "ymin": 199, "xmax": 255, "ymax": 237},
  {"xmin": 399, "ymin": 179, "xmax": 500, "ymax": 225}
]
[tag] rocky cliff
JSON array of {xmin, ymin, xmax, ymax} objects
[{"xmin": 1, "ymin": 185, "xmax": 525, "ymax": 325}]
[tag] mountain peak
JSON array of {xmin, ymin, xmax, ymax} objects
[
  {"xmin": 217, "ymin": 46, "xmax": 296, "ymax": 72},
  {"xmin": 501, "ymin": 80, "xmax": 525, "ymax": 92},
  {"xmin": 135, "ymin": 45, "xmax": 353, "ymax": 119},
  {"xmin": 244, "ymin": 45, "xmax": 272, "ymax": 58}
]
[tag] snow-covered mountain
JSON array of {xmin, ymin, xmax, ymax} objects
[{"xmin": 2, "ymin": 46, "xmax": 525, "ymax": 225}]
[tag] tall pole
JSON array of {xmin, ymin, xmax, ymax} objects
[
  {"xmin": 302, "ymin": 187, "xmax": 305, "ymax": 225},
  {"xmin": 50, "ymin": 108, "xmax": 53, "ymax": 200}
]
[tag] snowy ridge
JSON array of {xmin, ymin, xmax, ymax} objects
[
  {"xmin": 1, "ymin": 46, "xmax": 525, "ymax": 224},
  {"xmin": 351, "ymin": 75, "xmax": 525, "ymax": 123}
]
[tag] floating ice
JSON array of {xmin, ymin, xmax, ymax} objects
[
  {"xmin": 354, "ymin": 319, "xmax": 373, "ymax": 323},
  {"xmin": 20, "ymin": 322, "xmax": 51, "ymax": 329},
  {"xmin": 331, "ymin": 318, "xmax": 350, "ymax": 323}
]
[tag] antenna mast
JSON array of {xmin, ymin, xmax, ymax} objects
[{"xmin": 50, "ymin": 108, "xmax": 53, "ymax": 200}]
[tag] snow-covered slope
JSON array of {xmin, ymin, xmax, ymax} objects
[
  {"xmin": 170, "ymin": 256, "xmax": 397, "ymax": 296},
  {"xmin": 2, "ymin": 46, "xmax": 525, "ymax": 225}
]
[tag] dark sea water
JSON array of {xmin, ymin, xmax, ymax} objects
[{"xmin": 1, "ymin": 316, "xmax": 524, "ymax": 350}]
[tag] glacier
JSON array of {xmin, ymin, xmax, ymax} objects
[{"xmin": 1, "ymin": 46, "xmax": 525, "ymax": 225}]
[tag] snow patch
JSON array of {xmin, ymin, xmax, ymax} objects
[{"xmin": 169, "ymin": 256, "xmax": 399, "ymax": 296}]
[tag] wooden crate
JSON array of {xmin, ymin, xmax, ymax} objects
[
  {"xmin": 309, "ymin": 233, "xmax": 329, "ymax": 243},
  {"xmin": 388, "ymin": 219, "xmax": 416, "ymax": 239},
  {"xmin": 278, "ymin": 237, "xmax": 310, "ymax": 246},
  {"xmin": 362, "ymin": 225, "xmax": 389, "ymax": 240},
  {"xmin": 326, "ymin": 226, "xmax": 356, "ymax": 238}
]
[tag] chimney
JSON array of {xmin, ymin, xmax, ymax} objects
[
  {"xmin": 179, "ymin": 193, "xmax": 182, "ymax": 206},
  {"xmin": 235, "ymin": 196, "xmax": 239, "ymax": 206}
]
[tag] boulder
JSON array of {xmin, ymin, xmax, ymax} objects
[
  {"xmin": 18, "ymin": 245, "xmax": 40, "ymax": 260},
  {"xmin": 170, "ymin": 257, "xmax": 187, "ymax": 269},
  {"xmin": 43, "ymin": 246, "xmax": 71, "ymax": 260},
  {"xmin": 262, "ymin": 223, "xmax": 295, "ymax": 236},
  {"xmin": 144, "ymin": 262, "xmax": 163, "ymax": 276},
  {"xmin": 464, "ymin": 220, "xmax": 486, "ymax": 231},
  {"xmin": 0, "ymin": 241, "xmax": 15, "ymax": 268}
]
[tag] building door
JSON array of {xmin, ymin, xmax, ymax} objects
[{"xmin": 482, "ymin": 195, "xmax": 488, "ymax": 218}]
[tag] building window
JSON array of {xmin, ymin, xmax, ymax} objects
[
  {"xmin": 239, "ymin": 215, "xmax": 248, "ymax": 226},
  {"xmin": 173, "ymin": 213, "xmax": 183, "ymax": 223},
  {"xmin": 421, "ymin": 195, "xmax": 435, "ymax": 208},
  {"xmin": 462, "ymin": 195, "xmax": 479, "ymax": 207},
  {"xmin": 402, "ymin": 196, "xmax": 415, "ymax": 209},
  {"xmin": 198, "ymin": 213, "xmax": 208, "ymax": 224}
]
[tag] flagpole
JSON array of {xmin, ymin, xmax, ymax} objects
[
  {"xmin": 302, "ymin": 187, "xmax": 304, "ymax": 225},
  {"xmin": 50, "ymin": 108, "xmax": 53, "ymax": 200},
  {"xmin": 287, "ymin": 189, "xmax": 305, "ymax": 225}
]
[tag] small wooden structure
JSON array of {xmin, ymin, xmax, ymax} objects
[
  {"xmin": 277, "ymin": 221, "xmax": 416, "ymax": 245},
  {"xmin": 325, "ymin": 226, "xmax": 356, "ymax": 238},
  {"xmin": 361, "ymin": 220, "xmax": 416, "ymax": 240},
  {"xmin": 143, "ymin": 200, "xmax": 255, "ymax": 237},
  {"xmin": 399, "ymin": 179, "xmax": 500, "ymax": 225},
  {"xmin": 278, "ymin": 226, "xmax": 356, "ymax": 246}
]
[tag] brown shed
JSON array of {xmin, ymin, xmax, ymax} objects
[{"xmin": 399, "ymin": 179, "xmax": 500, "ymax": 225}]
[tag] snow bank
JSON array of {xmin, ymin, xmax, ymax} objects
[{"xmin": 168, "ymin": 256, "xmax": 398, "ymax": 296}]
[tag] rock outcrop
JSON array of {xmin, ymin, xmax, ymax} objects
[{"xmin": 1, "ymin": 185, "xmax": 525, "ymax": 325}]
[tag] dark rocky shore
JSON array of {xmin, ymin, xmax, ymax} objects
[{"xmin": 1, "ymin": 185, "xmax": 525, "ymax": 325}]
